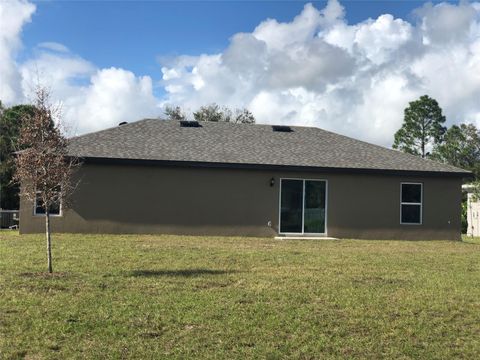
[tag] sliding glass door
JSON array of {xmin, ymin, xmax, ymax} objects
[{"xmin": 279, "ymin": 179, "xmax": 327, "ymax": 234}]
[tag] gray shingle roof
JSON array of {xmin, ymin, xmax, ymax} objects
[{"xmin": 67, "ymin": 119, "xmax": 471, "ymax": 176}]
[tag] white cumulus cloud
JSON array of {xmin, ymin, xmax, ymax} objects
[
  {"xmin": 161, "ymin": 0, "xmax": 480, "ymax": 146},
  {"xmin": 18, "ymin": 44, "xmax": 160, "ymax": 136},
  {"xmin": 0, "ymin": 0, "xmax": 35, "ymax": 104},
  {"xmin": 0, "ymin": 0, "xmax": 161, "ymax": 136},
  {"xmin": 64, "ymin": 67, "xmax": 159, "ymax": 134},
  {"xmin": 3, "ymin": 0, "xmax": 480, "ymax": 146}
]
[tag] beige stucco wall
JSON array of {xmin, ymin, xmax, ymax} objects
[{"xmin": 19, "ymin": 163, "xmax": 463, "ymax": 240}]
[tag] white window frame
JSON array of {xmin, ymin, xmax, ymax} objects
[
  {"xmin": 400, "ymin": 182, "xmax": 423, "ymax": 225},
  {"xmin": 278, "ymin": 178, "xmax": 328, "ymax": 236},
  {"xmin": 33, "ymin": 191, "xmax": 63, "ymax": 217}
]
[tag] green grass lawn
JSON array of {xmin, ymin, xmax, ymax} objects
[{"xmin": 1, "ymin": 232, "xmax": 480, "ymax": 359}]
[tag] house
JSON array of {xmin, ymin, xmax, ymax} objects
[{"xmin": 20, "ymin": 119, "xmax": 471, "ymax": 240}]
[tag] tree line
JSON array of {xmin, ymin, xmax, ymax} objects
[
  {"xmin": 164, "ymin": 103, "xmax": 255, "ymax": 124},
  {"xmin": 0, "ymin": 102, "xmax": 37, "ymax": 210},
  {"xmin": 393, "ymin": 95, "xmax": 480, "ymax": 179}
]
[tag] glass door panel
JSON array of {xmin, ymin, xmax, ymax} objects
[
  {"xmin": 279, "ymin": 179, "xmax": 327, "ymax": 234},
  {"xmin": 280, "ymin": 180, "xmax": 303, "ymax": 233},
  {"xmin": 304, "ymin": 180, "xmax": 326, "ymax": 233}
]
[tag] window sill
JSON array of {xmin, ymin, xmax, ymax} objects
[{"xmin": 33, "ymin": 214, "xmax": 63, "ymax": 218}]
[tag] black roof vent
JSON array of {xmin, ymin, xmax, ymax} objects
[
  {"xmin": 118, "ymin": 121, "xmax": 128, "ymax": 126},
  {"xmin": 272, "ymin": 125, "xmax": 292, "ymax": 132},
  {"xmin": 180, "ymin": 120, "xmax": 202, "ymax": 128}
]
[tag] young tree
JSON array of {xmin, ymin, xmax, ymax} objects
[
  {"xmin": 393, "ymin": 95, "xmax": 446, "ymax": 158},
  {"xmin": 431, "ymin": 124, "xmax": 480, "ymax": 177},
  {"xmin": 13, "ymin": 88, "xmax": 78, "ymax": 273},
  {"xmin": 164, "ymin": 105, "xmax": 186, "ymax": 121},
  {"xmin": 167, "ymin": 103, "xmax": 256, "ymax": 124}
]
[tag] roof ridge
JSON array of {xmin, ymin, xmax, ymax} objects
[{"xmin": 68, "ymin": 118, "xmax": 157, "ymax": 140}]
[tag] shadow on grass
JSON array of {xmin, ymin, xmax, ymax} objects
[{"xmin": 129, "ymin": 269, "xmax": 236, "ymax": 278}]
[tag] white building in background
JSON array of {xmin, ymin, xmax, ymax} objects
[{"xmin": 463, "ymin": 184, "xmax": 480, "ymax": 237}]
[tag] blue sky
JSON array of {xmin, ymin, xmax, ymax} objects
[
  {"xmin": 23, "ymin": 1, "xmax": 434, "ymax": 81},
  {"xmin": 2, "ymin": 0, "xmax": 479, "ymax": 146}
]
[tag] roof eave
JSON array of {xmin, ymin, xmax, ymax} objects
[{"xmin": 78, "ymin": 156, "xmax": 473, "ymax": 178}]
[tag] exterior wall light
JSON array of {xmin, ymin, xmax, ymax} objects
[{"xmin": 270, "ymin": 177, "xmax": 275, "ymax": 187}]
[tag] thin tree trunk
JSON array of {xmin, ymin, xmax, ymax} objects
[
  {"xmin": 46, "ymin": 210, "xmax": 53, "ymax": 273},
  {"xmin": 422, "ymin": 122, "xmax": 426, "ymax": 158}
]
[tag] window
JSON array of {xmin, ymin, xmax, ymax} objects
[
  {"xmin": 34, "ymin": 192, "xmax": 61, "ymax": 216},
  {"xmin": 400, "ymin": 183, "xmax": 422, "ymax": 225}
]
